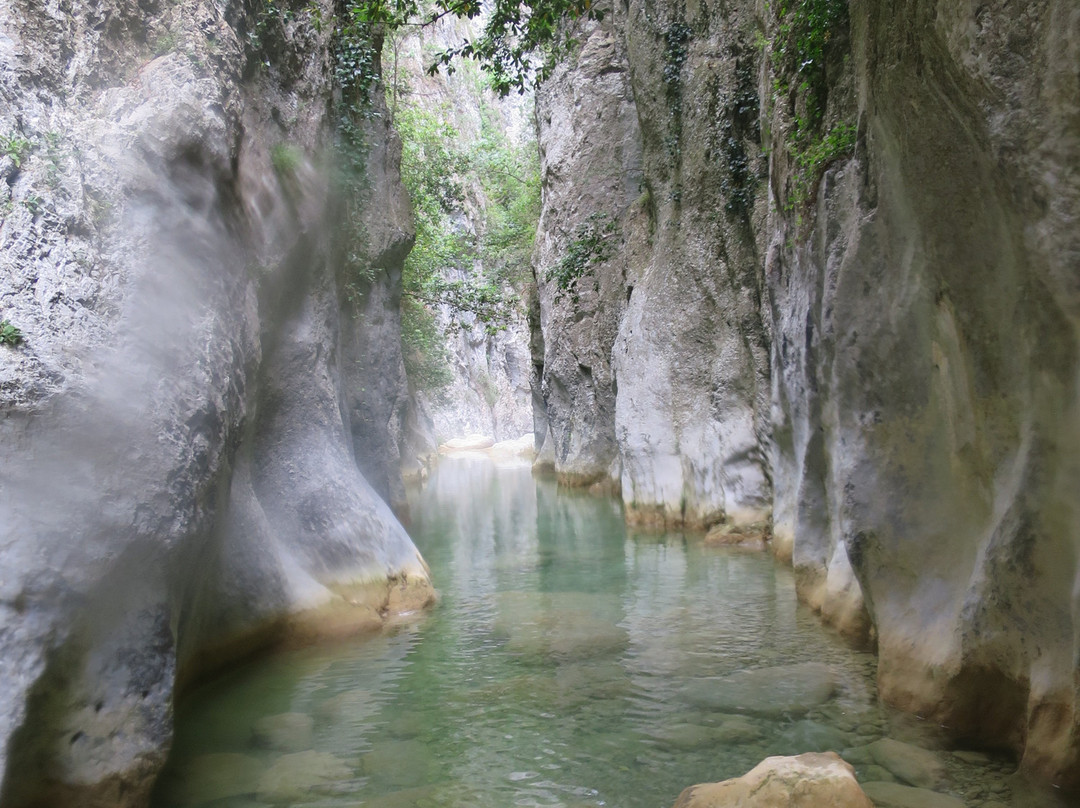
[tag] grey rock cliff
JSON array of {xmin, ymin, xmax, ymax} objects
[
  {"xmin": 0, "ymin": 1, "xmax": 430, "ymax": 805},
  {"xmin": 532, "ymin": 11, "xmax": 642, "ymax": 487},
  {"xmin": 533, "ymin": 0, "xmax": 1080, "ymax": 787}
]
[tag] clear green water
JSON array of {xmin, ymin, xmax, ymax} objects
[{"xmin": 153, "ymin": 457, "xmax": 1069, "ymax": 808}]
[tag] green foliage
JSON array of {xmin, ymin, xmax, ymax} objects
[
  {"xmin": 786, "ymin": 120, "xmax": 855, "ymax": 209},
  {"xmin": 43, "ymin": 131, "xmax": 65, "ymax": 189},
  {"xmin": 474, "ymin": 106, "xmax": 541, "ymax": 287},
  {"xmin": 662, "ymin": 20, "xmax": 692, "ymax": 160},
  {"xmin": 401, "ymin": 297, "xmax": 455, "ymax": 392},
  {"xmin": 547, "ymin": 213, "xmax": 617, "ymax": 303},
  {"xmin": 715, "ymin": 56, "xmax": 761, "ymax": 217},
  {"xmin": 769, "ymin": 0, "xmax": 853, "ymax": 211},
  {"xmin": 1, "ymin": 133, "xmax": 31, "ymax": 168},
  {"xmin": 797, "ymin": 120, "xmax": 855, "ymax": 174},
  {"xmin": 342, "ymin": 0, "xmax": 600, "ymax": 97},
  {"xmin": 772, "ymin": 0, "xmax": 848, "ymax": 132},
  {"xmin": 392, "ymin": 96, "xmax": 540, "ymax": 390},
  {"xmin": 0, "ymin": 320, "xmax": 24, "ymax": 346},
  {"xmin": 270, "ymin": 143, "xmax": 303, "ymax": 176},
  {"xmin": 153, "ymin": 30, "xmax": 179, "ymax": 56}
]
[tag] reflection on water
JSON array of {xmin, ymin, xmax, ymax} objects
[{"xmin": 152, "ymin": 457, "xmax": 1067, "ymax": 808}]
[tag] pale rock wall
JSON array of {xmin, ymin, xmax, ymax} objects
[
  {"xmin": 0, "ymin": 1, "xmax": 429, "ymax": 805},
  {"xmin": 532, "ymin": 10, "xmax": 643, "ymax": 487},
  {"xmin": 533, "ymin": 0, "xmax": 1080, "ymax": 787}
]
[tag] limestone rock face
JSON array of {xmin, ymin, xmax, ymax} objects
[
  {"xmin": 0, "ymin": 1, "xmax": 427, "ymax": 804},
  {"xmin": 533, "ymin": 0, "xmax": 1080, "ymax": 788},
  {"xmin": 531, "ymin": 10, "xmax": 643, "ymax": 488},
  {"xmin": 671, "ymin": 752, "xmax": 873, "ymax": 808}
]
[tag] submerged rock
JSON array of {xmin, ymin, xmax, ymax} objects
[
  {"xmin": 868, "ymin": 738, "xmax": 949, "ymax": 790},
  {"xmin": 255, "ymin": 750, "xmax": 354, "ymax": 804},
  {"xmin": 251, "ymin": 712, "xmax": 314, "ymax": 752},
  {"xmin": 671, "ymin": 752, "xmax": 873, "ymax": 808},
  {"xmin": 682, "ymin": 662, "xmax": 838, "ymax": 716},
  {"xmin": 860, "ymin": 781, "xmax": 966, "ymax": 808}
]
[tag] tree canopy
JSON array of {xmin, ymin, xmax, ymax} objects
[{"xmin": 343, "ymin": 0, "xmax": 604, "ymax": 95}]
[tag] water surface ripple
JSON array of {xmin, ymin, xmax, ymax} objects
[{"xmin": 153, "ymin": 457, "xmax": 1068, "ymax": 808}]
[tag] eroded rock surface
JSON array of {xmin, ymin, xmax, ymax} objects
[
  {"xmin": 671, "ymin": 752, "xmax": 873, "ymax": 808},
  {"xmin": 532, "ymin": 0, "xmax": 1080, "ymax": 786},
  {"xmin": 0, "ymin": 1, "xmax": 430, "ymax": 804}
]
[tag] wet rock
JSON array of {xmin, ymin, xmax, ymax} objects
[
  {"xmin": 711, "ymin": 715, "xmax": 763, "ymax": 744},
  {"xmin": 868, "ymin": 738, "xmax": 949, "ymax": 789},
  {"xmin": 683, "ymin": 662, "xmax": 838, "ymax": 716},
  {"xmin": 951, "ymin": 750, "xmax": 993, "ymax": 765},
  {"xmin": 251, "ymin": 712, "xmax": 314, "ymax": 752},
  {"xmin": 672, "ymin": 752, "xmax": 873, "ymax": 807},
  {"xmin": 860, "ymin": 781, "xmax": 966, "ymax": 808},
  {"xmin": 857, "ymin": 764, "xmax": 898, "ymax": 783},
  {"xmin": 440, "ymin": 434, "xmax": 495, "ymax": 452},
  {"xmin": 255, "ymin": 750, "xmax": 353, "ymax": 804},
  {"xmin": 841, "ymin": 745, "xmax": 875, "ymax": 765},
  {"xmin": 703, "ymin": 524, "xmax": 769, "ymax": 552}
]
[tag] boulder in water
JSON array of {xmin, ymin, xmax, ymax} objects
[
  {"xmin": 868, "ymin": 738, "xmax": 949, "ymax": 789},
  {"xmin": 671, "ymin": 752, "xmax": 873, "ymax": 807},
  {"xmin": 860, "ymin": 781, "xmax": 966, "ymax": 808},
  {"xmin": 255, "ymin": 750, "xmax": 353, "ymax": 804}
]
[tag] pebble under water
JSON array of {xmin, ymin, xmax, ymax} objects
[{"xmin": 152, "ymin": 456, "xmax": 1073, "ymax": 808}]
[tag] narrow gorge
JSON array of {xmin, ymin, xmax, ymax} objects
[{"xmin": 0, "ymin": 0, "xmax": 1077, "ymax": 806}]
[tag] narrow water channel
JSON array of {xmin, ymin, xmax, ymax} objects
[{"xmin": 152, "ymin": 457, "xmax": 1066, "ymax": 808}]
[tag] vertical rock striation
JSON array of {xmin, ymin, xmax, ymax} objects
[
  {"xmin": 532, "ymin": 9, "xmax": 643, "ymax": 487},
  {"xmin": 0, "ymin": 1, "xmax": 430, "ymax": 805},
  {"xmin": 532, "ymin": 0, "xmax": 1080, "ymax": 787}
]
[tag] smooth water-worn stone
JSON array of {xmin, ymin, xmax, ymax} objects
[
  {"xmin": 857, "ymin": 764, "xmax": 898, "ymax": 784},
  {"xmin": 860, "ymin": 781, "xmax": 966, "ymax": 808},
  {"xmin": 711, "ymin": 716, "xmax": 764, "ymax": 744},
  {"xmin": 671, "ymin": 752, "xmax": 873, "ymax": 808},
  {"xmin": 0, "ymin": 1, "xmax": 431, "ymax": 803},
  {"xmin": 255, "ymin": 750, "xmax": 354, "ymax": 804},
  {"xmin": 532, "ymin": 0, "xmax": 1080, "ymax": 788},
  {"xmin": 868, "ymin": 738, "xmax": 949, "ymax": 789},
  {"xmin": 251, "ymin": 712, "xmax": 314, "ymax": 752},
  {"xmin": 683, "ymin": 662, "xmax": 838, "ymax": 716}
]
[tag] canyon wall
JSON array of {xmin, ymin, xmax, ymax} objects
[
  {"xmin": 532, "ymin": 0, "xmax": 1080, "ymax": 788},
  {"xmin": 0, "ymin": 1, "xmax": 431, "ymax": 805},
  {"xmin": 391, "ymin": 21, "xmax": 535, "ymax": 448}
]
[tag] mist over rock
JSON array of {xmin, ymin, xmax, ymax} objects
[{"xmin": 0, "ymin": 1, "xmax": 430, "ymax": 804}]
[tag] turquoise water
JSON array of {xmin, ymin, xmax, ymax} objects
[{"xmin": 152, "ymin": 457, "xmax": 1067, "ymax": 808}]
